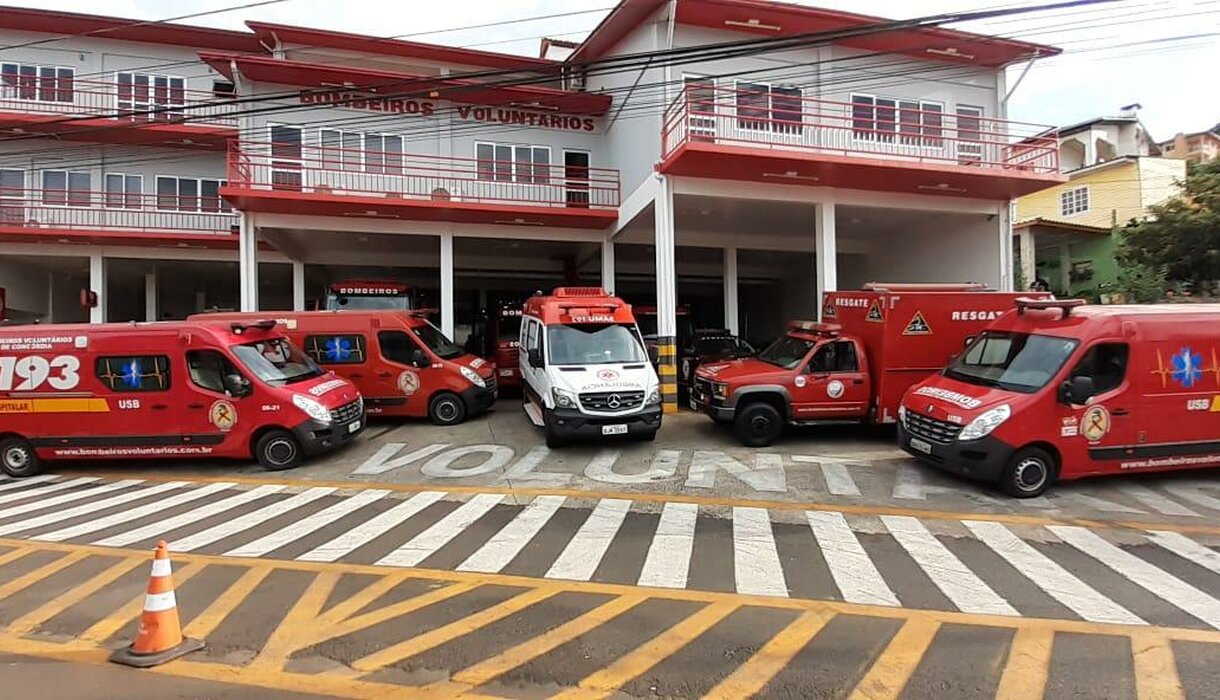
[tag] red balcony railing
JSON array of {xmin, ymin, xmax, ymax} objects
[
  {"xmin": 227, "ymin": 141, "xmax": 621, "ymax": 210},
  {"xmin": 662, "ymin": 85, "xmax": 1060, "ymax": 176},
  {"xmin": 0, "ymin": 189, "xmax": 238, "ymax": 236},
  {"xmin": 0, "ymin": 77, "xmax": 237, "ymax": 127}
]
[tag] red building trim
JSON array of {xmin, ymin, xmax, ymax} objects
[{"xmin": 0, "ymin": 5, "xmax": 265, "ymax": 53}]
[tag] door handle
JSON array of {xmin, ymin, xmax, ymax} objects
[
  {"xmin": 188, "ymin": 402, "xmax": 205, "ymax": 409},
  {"xmin": 377, "ymin": 371, "xmax": 392, "ymax": 378},
  {"xmin": 151, "ymin": 403, "xmax": 169, "ymax": 410},
  {"xmin": 349, "ymin": 373, "xmax": 364, "ymax": 379},
  {"xmin": 852, "ymin": 379, "xmax": 864, "ymax": 385},
  {"xmin": 1112, "ymin": 408, "xmax": 1130, "ymax": 416}
]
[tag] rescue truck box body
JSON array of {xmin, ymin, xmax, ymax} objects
[
  {"xmin": 0, "ymin": 320, "xmax": 363, "ymax": 476},
  {"xmin": 192, "ymin": 311, "xmax": 496, "ymax": 426},
  {"xmin": 520, "ymin": 288, "xmax": 662, "ymax": 447},
  {"xmin": 490, "ymin": 304, "xmax": 523, "ymax": 391},
  {"xmin": 899, "ymin": 300, "xmax": 1220, "ymax": 497},
  {"xmin": 692, "ymin": 285, "xmax": 1042, "ymax": 446}
]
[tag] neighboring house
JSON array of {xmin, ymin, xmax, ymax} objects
[
  {"xmin": 1055, "ymin": 108, "xmax": 1160, "ymax": 171},
  {"xmin": 1159, "ymin": 126, "xmax": 1220, "ymax": 165}
]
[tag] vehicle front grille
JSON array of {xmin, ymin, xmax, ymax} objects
[
  {"xmin": 693, "ymin": 378, "xmax": 712, "ymax": 398},
  {"xmin": 484, "ymin": 376, "xmax": 498, "ymax": 394},
  {"xmin": 580, "ymin": 391, "xmax": 644, "ymax": 412},
  {"xmin": 331, "ymin": 400, "xmax": 362, "ymax": 424},
  {"xmin": 906, "ymin": 411, "xmax": 962, "ymax": 444}
]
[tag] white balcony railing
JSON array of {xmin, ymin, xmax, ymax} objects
[
  {"xmin": 0, "ymin": 76, "xmax": 237, "ymax": 128},
  {"xmin": 0, "ymin": 189, "xmax": 238, "ymax": 236}
]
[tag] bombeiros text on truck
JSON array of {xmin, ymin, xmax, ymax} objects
[
  {"xmin": 0, "ymin": 319, "xmax": 364, "ymax": 477},
  {"xmin": 900, "ymin": 298, "xmax": 1220, "ymax": 497}
]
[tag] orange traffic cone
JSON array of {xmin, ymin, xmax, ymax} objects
[{"xmin": 110, "ymin": 540, "xmax": 205, "ymax": 668}]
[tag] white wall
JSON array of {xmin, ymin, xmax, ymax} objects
[{"xmin": 858, "ymin": 215, "xmax": 1002, "ymax": 287}]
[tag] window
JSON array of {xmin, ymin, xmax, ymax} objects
[
  {"xmin": 808, "ymin": 341, "xmax": 859, "ymax": 373},
  {"xmin": 304, "ymin": 334, "xmax": 367, "ymax": 365},
  {"xmin": 946, "ymin": 331, "xmax": 1080, "ymax": 394},
  {"xmin": 117, "ymin": 72, "xmax": 185, "ymax": 119},
  {"xmin": 1060, "ymin": 186, "xmax": 1089, "ymax": 216},
  {"xmin": 187, "ymin": 350, "xmax": 242, "ymax": 394},
  {"xmin": 269, "ymin": 124, "xmax": 303, "ymax": 190},
  {"xmin": 104, "ymin": 173, "xmax": 142, "ymax": 209},
  {"xmin": 365, "ymin": 133, "xmax": 404, "ymax": 174},
  {"xmin": 956, "ymin": 105, "xmax": 985, "ymax": 161},
  {"xmin": 0, "ymin": 169, "xmax": 23, "ymax": 224},
  {"xmin": 231, "ymin": 339, "xmax": 322, "ymax": 386},
  {"xmin": 378, "ymin": 330, "xmax": 422, "ymax": 366},
  {"xmin": 524, "ymin": 319, "xmax": 540, "ymax": 356},
  {"xmin": 851, "ymin": 94, "xmax": 897, "ymax": 142},
  {"xmin": 736, "ymin": 82, "xmax": 803, "ymax": 134},
  {"xmin": 320, "ymin": 129, "xmax": 361, "ymax": 172},
  {"xmin": 41, "ymin": 170, "xmax": 90, "ymax": 207},
  {"xmin": 683, "ymin": 75, "xmax": 716, "ymax": 138},
  {"xmin": 853, "ymin": 94, "xmax": 942, "ymax": 145},
  {"xmin": 1069, "ymin": 343, "xmax": 1128, "ymax": 399},
  {"xmin": 95, "ymin": 355, "xmax": 170, "ymax": 392},
  {"xmin": 156, "ymin": 176, "xmax": 226, "ymax": 212},
  {"xmin": 475, "ymin": 142, "xmax": 550, "ymax": 184},
  {"xmin": 212, "ymin": 81, "xmax": 235, "ymax": 99},
  {"xmin": 1, "ymin": 63, "xmax": 73, "ymax": 102}
]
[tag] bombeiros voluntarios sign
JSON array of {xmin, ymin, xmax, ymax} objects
[{"xmin": 297, "ymin": 90, "xmax": 597, "ymax": 131}]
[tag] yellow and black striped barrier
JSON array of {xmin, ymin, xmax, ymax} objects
[{"xmin": 655, "ymin": 336, "xmax": 678, "ymax": 414}]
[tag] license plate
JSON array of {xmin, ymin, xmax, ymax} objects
[
  {"xmin": 348, "ymin": 421, "xmax": 361, "ymax": 434},
  {"xmin": 690, "ymin": 398, "xmax": 698, "ymax": 411},
  {"xmin": 602, "ymin": 424, "xmax": 628, "ymax": 436},
  {"xmin": 908, "ymin": 436, "xmax": 932, "ymax": 454},
  {"xmin": 499, "ymin": 369, "xmax": 513, "ymax": 377}
]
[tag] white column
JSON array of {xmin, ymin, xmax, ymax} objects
[
  {"xmin": 440, "ymin": 232, "xmax": 454, "ymax": 339},
  {"xmin": 723, "ymin": 246, "xmax": 738, "ymax": 335},
  {"xmin": 291, "ymin": 260, "xmax": 306, "ymax": 312},
  {"xmin": 601, "ymin": 238, "xmax": 616, "ymax": 295},
  {"xmin": 814, "ymin": 201, "xmax": 837, "ymax": 320},
  {"xmin": 195, "ymin": 290, "xmax": 207, "ymax": 313},
  {"xmin": 997, "ymin": 204, "xmax": 1015, "ymax": 292},
  {"xmin": 654, "ymin": 173, "xmax": 678, "ymax": 414},
  {"xmin": 144, "ymin": 271, "xmax": 157, "ymax": 322},
  {"xmin": 45, "ymin": 271, "xmax": 55, "ymax": 323},
  {"xmin": 238, "ymin": 211, "xmax": 258, "ymax": 311},
  {"xmin": 1018, "ymin": 228, "xmax": 1036, "ymax": 291},
  {"xmin": 1058, "ymin": 245, "xmax": 1071, "ymax": 293},
  {"xmin": 88, "ymin": 253, "xmax": 107, "ymax": 324}
]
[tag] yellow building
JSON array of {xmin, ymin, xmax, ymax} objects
[{"xmin": 1013, "ymin": 156, "xmax": 1185, "ymax": 295}]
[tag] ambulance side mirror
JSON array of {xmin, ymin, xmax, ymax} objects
[
  {"xmin": 410, "ymin": 348, "xmax": 428, "ymax": 368},
  {"xmin": 1060, "ymin": 376, "xmax": 1094, "ymax": 405},
  {"xmin": 224, "ymin": 373, "xmax": 252, "ymax": 398},
  {"xmin": 647, "ymin": 345, "xmax": 659, "ymax": 364}
]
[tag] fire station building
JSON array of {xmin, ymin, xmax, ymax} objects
[{"xmin": 0, "ymin": 0, "xmax": 1064, "ymax": 411}]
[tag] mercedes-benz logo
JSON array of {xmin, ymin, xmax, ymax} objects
[{"xmin": 607, "ymin": 394, "xmax": 622, "ymax": 409}]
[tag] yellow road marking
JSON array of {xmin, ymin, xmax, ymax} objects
[
  {"xmin": 0, "ymin": 546, "xmax": 33, "ymax": 568},
  {"xmin": 6, "ymin": 556, "xmax": 143, "ymax": 636},
  {"xmin": 312, "ymin": 570, "xmax": 413, "ymax": 628},
  {"xmin": 249, "ymin": 571, "xmax": 339, "ymax": 671},
  {"xmin": 1131, "ymin": 633, "xmax": 1186, "ymax": 700},
  {"xmin": 995, "ymin": 627, "xmax": 1054, "ymax": 700},
  {"xmin": 183, "ymin": 566, "xmax": 272, "ymax": 639},
  {"xmin": 77, "ymin": 560, "xmax": 205, "ymax": 645},
  {"xmin": 83, "ymin": 471, "xmax": 1220, "ymax": 537},
  {"xmin": 0, "ymin": 550, "xmax": 88, "ymax": 599},
  {"xmin": 316, "ymin": 580, "xmax": 478, "ymax": 646},
  {"xmin": 349, "ymin": 586, "xmax": 560, "ymax": 673},
  {"xmin": 848, "ymin": 617, "xmax": 942, "ymax": 700},
  {"xmin": 702, "ymin": 609, "xmax": 836, "ymax": 699},
  {"xmin": 554, "ymin": 600, "xmax": 741, "ymax": 699}
]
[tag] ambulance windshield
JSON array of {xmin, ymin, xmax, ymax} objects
[
  {"xmin": 412, "ymin": 322, "xmax": 464, "ymax": 360},
  {"xmin": 945, "ymin": 331, "xmax": 1079, "ymax": 393},
  {"xmin": 757, "ymin": 336, "xmax": 815, "ymax": 369},
  {"xmin": 547, "ymin": 324, "xmax": 647, "ymax": 366},
  {"xmin": 232, "ymin": 338, "xmax": 324, "ymax": 386}
]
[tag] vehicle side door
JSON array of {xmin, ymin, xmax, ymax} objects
[
  {"xmin": 520, "ymin": 318, "xmax": 545, "ymax": 404},
  {"xmin": 375, "ymin": 329, "xmax": 431, "ymax": 412},
  {"xmin": 92, "ymin": 352, "xmax": 172, "ymax": 444},
  {"xmin": 302, "ymin": 331, "xmax": 380, "ymax": 409},
  {"xmin": 182, "ymin": 349, "xmax": 256, "ymax": 455},
  {"xmin": 1057, "ymin": 341, "xmax": 1135, "ymax": 475},
  {"xmin": 795, "ymin": 340, "xmax": 870, "ymax": 420}
]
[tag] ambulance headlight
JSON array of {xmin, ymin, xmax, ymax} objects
[
  {"xmin": 897, "ymin": 405, "xmax": 907, "ymax": 427},
  {"xmin": 292, "ymin": 394, "xmax": 332, "ymax": 424},
  {"xmin": 552, "ymin": 387, "xmax": 577, "ymax": 409},
  {"xmin": 460, "ymin": 366, "xmax": 485, "ymax": 388},
  {"xmin": 958, "ymin": 404, "xmax": 1010, "ymax": 441},
  {"xmin": 645, "ymin": 388, "xmax": 661, "ymax": 406}
]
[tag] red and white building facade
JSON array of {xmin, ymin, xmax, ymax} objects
[{"xmin": 0, "ymin": 0, "xmax": 1064, "ymax": 410}]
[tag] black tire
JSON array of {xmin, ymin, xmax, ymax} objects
[
  {"xmin": 639, "ymin": 429, "xmax": 657, "ymax": 442},
  {"xmin": 734, "ymin": 402, "xmax": 784, "ymax": 447},
  {"xmin": 254, "ymin": 430, "xmax": 303, "ymax": 471},
  {"xmin": 0, "ymin": 437, "xmax": 41, "ymax": 478},
  {"xmin": 1000, "ymin": 446, "xmax": 1057, "ymax": 498},
  {"xmin": 545, "ymin": 421, "xmax": 566, "ymax": 448},
  {"xmin": 428, "ymin": 392, "xmax": 467, "ymax": 426}
]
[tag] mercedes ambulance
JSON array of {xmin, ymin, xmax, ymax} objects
[
  {"xmin": 192, "ymin": 310, "xmax": 496, "ymax": 425},
  {"xmin": 0, "ymin": 319, "xmax": 363, "ymax": 477},
  {"xmin": 900, "ymin": 299, "xmax": 1220, "ymax": 497},
  {"xmin": 519, "ymin": 287, "xmax": 662, "ymax": 447}
]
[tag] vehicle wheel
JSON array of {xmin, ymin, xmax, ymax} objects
[
  {"xmin": 639, "ymin": 430, "xmax": 657, "ymax": 442},
  {"xmin": 0, "ymin": 437, "xmax": 41, "ymax": 478},
  {"xmin": 1000, "ymin": 446, "xmax": 1057, "ymax": 498},
  {"xmin": 254, "ymin": 430, "xmax": 302, "ymax": 471},
  {"xmin": 734, "ymin": 402, "xmax": 784, "ymax": 447},
  {"xmin": 545, "ymin": 421, "xmax": 566, "ymax": 448},
  {"xmin": 428, "ymin": 392, "xmax": 467, "ymax": 426}
]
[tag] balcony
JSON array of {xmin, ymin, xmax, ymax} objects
[
  {"xmin": 0, "ymin": 77, "xmax": 236, "ymax": 149},
  {"xmin": 661, "ymin": 86, "xmax": 1065, "ymax": 200},
  {"xmin": 0, "ymin": 189, "xmax": 238, "ymax": 246},
  {"xmin": 224, "ymin": 141, "xmax": 621, "ymax": 229}
]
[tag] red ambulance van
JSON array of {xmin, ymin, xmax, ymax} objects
[
  {"xmin": 692, "ymin": 284, "xmax": 1044, "ymax": 446},
  {"xmin": 900, "ymin": 299, "xmax": 1220, "ymax": 497},
  {"xmin": 0, "ymin": 320, "xmax": 363, "ymax": 477},
  {"xmin": 193, "ymin": 310, "xmax": 496, "ymax": 425}
]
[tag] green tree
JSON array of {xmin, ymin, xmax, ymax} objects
[{"xmin": 1117, "ymin": 157, "xmax": 1220, "ymax": 289}]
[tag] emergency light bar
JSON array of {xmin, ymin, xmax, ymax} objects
[
  {"xmin": 1015, "ymin": 297, "xmax": 1085, "ymax": 318},
  {"xmin": 862, "ymin": 282, "xmax": 994, "ymax": 292},
  {"xmin": 788, "ymin": 320, "xmax": 841, "ymax": 336},
  {"xmin": 230, "ymin": 319, "xmax": 278, "ymax": 334},
  {"xmin": 553, "ymin": 287, "xmax": 607, "ymax": 298}
]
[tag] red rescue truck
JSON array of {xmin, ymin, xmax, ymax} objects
[
  {"xmin": 193, "ymin": 311, "xmax": 496, "ymax": 425},
  {"xmin": 692, "ymin": 284, "xmax": 1045, "ymax": 446},
  {"xmin": 0, "ymin": 320, "xmax": 363, "ymax": 477},
  {"xmin": 900, "ymin": 299, "xmax": 1220, "ymax": 497},
  {"xmin": 319, "ymin": 280, "xmax": 414, "ymax": 311},
  {"xmin": 488, "ymin": 303, "xmax": 524, "ymax": 391}
]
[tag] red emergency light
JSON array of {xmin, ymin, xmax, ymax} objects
[
  {"xmin": 1015, "ymin": 297, "xmax": 1086, "ymax": 319},
  {"xmin": 230, "ymin": 319, "xmax": 278, "ymax": 334},
  {"xmin": 862, "ymin": 282, "xmax": 995, "ymax": 293},
  {"xmin": 788, "ymin": 320, "xmax": 841, "ymax": 336}
]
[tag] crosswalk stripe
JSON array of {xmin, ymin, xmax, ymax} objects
[
  {"xmin": 964, "ymin": 520, "xmax": 1144, "ymax": 626},
  {"xmin": 733, "ymin": 506, "xmax": 788, "ymax": 598},
  {"xmin": 637, "ymin": 501, "xmax": 698, "ymax": 589},
  {"xmin": 1165, "ymin": 484, "xmax": 1220, "ymax": 513},
  {"xmin": 546, "ymin": 498, "xmax": 632, "ymax": 582},
  {"xmin": 1049, "ymin": 525, "xmax": 1220, "ymax": 629},
  {"xmin": 0, "ymin": 475, "xmax": 58, "ymax": 494},
  {"xmin": 807, "ymin": 510, "xmax": 897, "ymax": 607},
  {"xmin": 1146, "ymin": 530, "xmax": 1220, "ymax": 575},
  {"xmin": 296, "ymin": 491, "xmax": 446, "ymax": 563},
  {"xmin": 225, "ymin": 489, "xmax": 391, "ymax": 558},
  {"xmin": 0, "ymin": 481, "xmax": 183, "ymax": 537},
  {"xmin": 457, "ymin": 495, "xmax": 566, "ymax": 574},
  {"xmin": 171, "ymin": 486, "xmax": 337, "ymax": 553},
  {"xmin": 1115, "ymin": 484, "xmax": 1200, "ymax": 517},
  {"xmin": 0, "ymin": 477, "xmax": 99, "ymax": 506},
  {"xmin": 95, "ymin": 484, "xmax": 285, "ymax": 548},
  {"xmin": 377, "ymin": 493, "xmax": 505, "ymax": 568},
  {"xmin": 35, "ymin": 482, "xmax": 236, "ymax": 542},
  {"xmin": 881, "ymin": 515, "xmax": 1017, "ymax": 616},
  {"xmin": 793, "ymin": 456, "xmax": 861, "ymax": 496},
  {"xmin": 0, "ymin": 479, "xmax": 137, "ymax": 521},
  {"xmin": 1067, "ymin": 493, "xmax": 1145, "ymax": 514},
  {"xmin": 891, "ymin": 465, "xmax": 925, "ymax": 500}
]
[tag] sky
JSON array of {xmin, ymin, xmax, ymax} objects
[{"xmin": 10, "ymin": 0, "xmax": 1220, "ymax": 139}]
